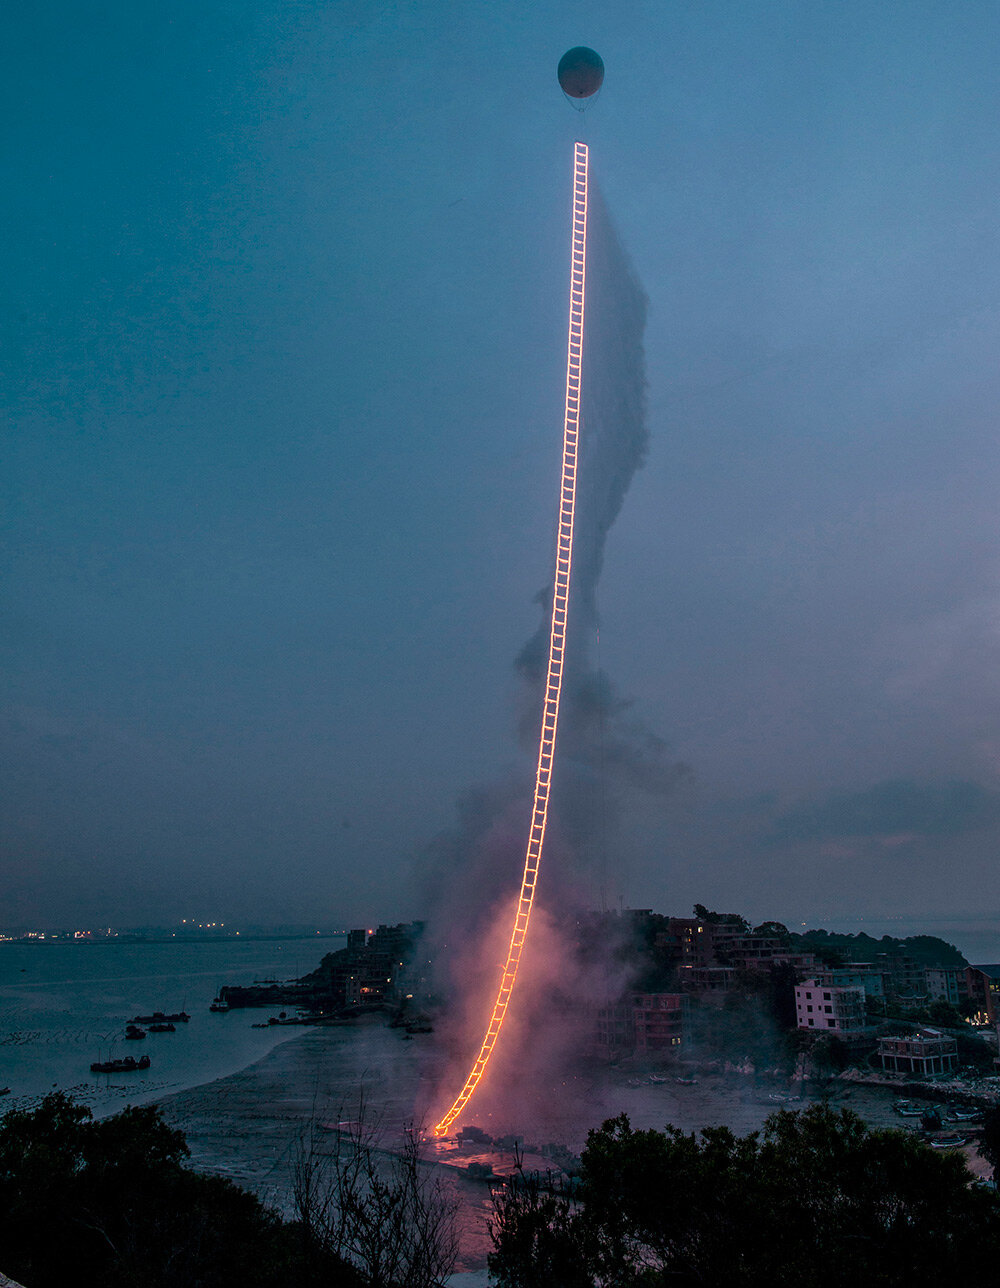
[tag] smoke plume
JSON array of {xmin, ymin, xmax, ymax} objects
[
  {"xmin": 515, "ymin": 183, "xmax": 689, "ymax": 877},
  {"xmin": 422, "ymin": 183, "xmax": 689, "ymax": 1116}
]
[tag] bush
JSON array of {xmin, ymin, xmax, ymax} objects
[
  {"xmin": 490, "ymin": 1104, "xmax": 1000, "ymax": 1287},
  {"xmin": 0, "ymin": 1093, "xmax": 363, "ymax": 1288}
]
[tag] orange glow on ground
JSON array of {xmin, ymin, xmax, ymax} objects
[{"xmin": 434, "ymin": 142, "xmax": 589, "ymax": 1137}]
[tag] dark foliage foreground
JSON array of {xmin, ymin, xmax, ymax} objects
[
  {"xmin": 489, "ymin": 1104, "xmax": 1000, "ymax": 1288},
  {"xmin": 0, "ymin": 1093, "xmax": 364, "ymax": 1288}
]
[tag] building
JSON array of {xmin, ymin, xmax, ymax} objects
[
  {"xmin": 632, "ymin": 993, "xmax": 683, "ymax": 1053},
  {"xmin": 873, "ymin": 953, "xmax": 927, "ymax": 1003},
  {"xmin": 668, "ymin": 916, "xmax": 745, "ymax": 972},
  {"xmin": 879, "ymin": 1028, "xmax": 958, "ymax": 1077},
  {"xmin": 685, "ymin": 965, "xmax": 735, "ymax": 1001},
  {"xmin": 595, "ymin": 992, "xmax": 684, "ymax": 1058},
  {"xmin": 924, "ymin": 966, "xmax": 966, "ymax": 1008},
  {"xmin": 595, "ymin": 1001, "xmax": 634, "ymax": 1058},
  {"xmin": 794, "ymin": 979, "xmax": 867, "ymax": 1039},
  {"xmin": 966, "ymin": 965, "xmax": 1000, "ymax": 1026}
]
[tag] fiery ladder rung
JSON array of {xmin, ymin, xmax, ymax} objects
[{"xmin": 434, "ymin": 142, "xmax": 589, "ymax": 1136}]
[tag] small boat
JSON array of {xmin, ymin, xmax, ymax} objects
[
  {"xmin": 930, "ymin": 1135, "xmax": 967, "ymax": 1149},
  {"xmin": 124, "ymin": 1024, "xmax": 146, "ymax": 1040},
  {"xmin": 90, "ymin": 1055, "xmax": 151, "ymax": 1074},
  {"xmin": 132, "ymin": 1010, "xmax": 190, "ymax": 1025},
  {"xmin": 894, "ymin": 1103, "xmax": 923, "ymax": 1117},
  {"xmin": 209, "ymin": 997, "xmax": 229, "ymax": 1012},
  {"xmin": 0, "ymin": 1087, "xmax": 10, "ymax": 1096},
  {"xmin": 648, "ymin": 1074, "xmax": 668, "ymax": 1084},
  {"xmin": 675, "ymin": 1077, "xmax": 698, "ymax": 1086},
  {"xmin": 148, "ymin": 1022, "xmax": 175, "ymax": 1033}
]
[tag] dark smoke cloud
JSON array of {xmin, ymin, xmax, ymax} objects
[{"xmin": 516, "ymin": 184, "xmax": 690, "ymax": 872}]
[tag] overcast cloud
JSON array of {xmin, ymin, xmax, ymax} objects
[{"xmin": 4, "ymin": 2, "xmax": 1000, "ymax": 927}]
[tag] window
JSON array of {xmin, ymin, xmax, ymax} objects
[
  {"xmin": 805, "ymin": 992, "xmax": 812, "ymax": 999},
  {"xmin": 827, "ymin": 1019, "xmax": 835, "ymax": 1028},
  {"xmin": 823, "ymin": 993, "xmax": 831, "ymax": 1001},
  {"xmin": 807, "ymin": 1005, "xmax": 813, "ymax": 1013},
  {"xmin": 808, "ymin": 1019, "xmax": 814, "ymax": 1026},
  {"xmin": 825, "ymin": 1005, "xmax": 832, "ymax": 1013}
]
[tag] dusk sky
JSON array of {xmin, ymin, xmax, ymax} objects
[{"xmin": 5, "ymin": 2, "xmax": 1000, "ymax": 930}]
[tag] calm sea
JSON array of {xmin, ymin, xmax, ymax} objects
[{"xmin": 0, "ymin": 936, "xmax": 342, "ymax": 1119}]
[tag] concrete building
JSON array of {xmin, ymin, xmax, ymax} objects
[
  {"xmin": 794, "ymin": 979, "xmax": 867, "ymax": 1038},
  {"xmin": 966, "ymin": 964, "xmax": 1000, "ymax": 1026},
  {"xmin": 686, "ymin": 965, "xmax": 736, "ymax": 1000},
  {"xmin": 879, "ymin": 1028, "xmax": 958, "ymax": 1076},
  {"xmin": 595, "ymin": 992, "xmax": 684, "ymax": 1058},
  {"xmin": 924, "ymin": 966, "xmax": 966, "ymax": 1008},
  {"xmin": 632, "ymin": 993, "xmax": 683, "ymax": 1053},
  {"xmin": 874, "ymin": 953, "xmax": 927, "ymax": 1003},
  {"xmin": 595, "ymin": 1001, "xmax": 634, "ymax": 1057}
]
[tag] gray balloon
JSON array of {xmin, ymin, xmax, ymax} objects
[{"xmin": 557, "ymin": 47, "xmax": 604, "ymax": 99}]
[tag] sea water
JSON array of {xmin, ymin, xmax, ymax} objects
[
  {"xmin": 815, "ymin": 915, "xmax": 1000, "ymax": 965},
  {"xmin": 0, "ymin": 936, "xmax": 341, "ymax": 1118}
]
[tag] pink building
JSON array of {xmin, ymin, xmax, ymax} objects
[{"xmin": 794, "ymin": 979, "xmax": 867, "ymax": 1039}]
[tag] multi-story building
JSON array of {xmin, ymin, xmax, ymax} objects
[
  {"xmin": 873, "ymin": 953, "xmax": 927, "ymax": 1003},
  {"xmin": 686, "ymin": 965, "xmax": 735, "ymax": 1000},
  {"xmin": 595, "ymin": 1001, "xmax": 634, "ymax": 1057},
  {"xmin": 965, "ymin": 964, "xmax": 1000, "ymax": 1026},
  {"xmin": 770, "ymin": 951, "xmax": 821, "ymax": 977},
  {"xmin": 924, "ymin": 966, "xmax": 966, "ymax": 1008},
  {"xmin": 668, "ymin": 917, "xmax": 745, "ymax": 971},
  {"xmin": 810, "ymin": 967, "xmax": 884, "ymax": 1000},
  {"xmin": 594, "ymin": 993, "xmax": 684, "ymax": 1058},
  {"xmin": 794, "ymin": 979, "xmax": 867, "ymax": 1039},
  {"xmin": 632, "ymin": 993, "xmax": 683, "ymax": 1053},
  {"xmin": 879, "ymin": 1028, "xmax": 958, "ymax": 1077}
]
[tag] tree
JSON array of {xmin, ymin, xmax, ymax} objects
[
  {"xmin": 980, "ymin": 1107, "xmax": 1000, "ymax": 1183},
  {"xmin": 488, "ymin": 1159, "xmax": 589, "ymax": 1288},
  {"xmin": 926, "ymin": 999, "xmax": 964, "ymax": 1027},
  {"xmin": 693, "ymin": 903, "xmax": 750, "ymax": 932},
  {"xmin": 0, "ymin": 1093, "xmax": 363, "ymax": 1288},
  {"xmin": 489, "ymin": 1104, "xmax": 1000, "ymax": 1287},
  {"xmin": 292, "ymin": 1103, "xmax": 458, "ymax": 1288},
  {"xmin": 752, "ymin": 921, "xmax": 791, "ymax": 944}
]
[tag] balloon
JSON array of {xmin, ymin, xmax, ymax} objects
[{"xmin": 557, "ymin": 47, "xmax": 604, "ymax": 100}]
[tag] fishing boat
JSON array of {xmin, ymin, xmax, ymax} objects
[{"xmin": 90, "ymin": 1055, "xmax": 151, "ymax": 1074}]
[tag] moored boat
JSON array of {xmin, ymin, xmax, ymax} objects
[{"xmin": 90, "ymin": 1055, "xmax": 151, "ymax": 1074}]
